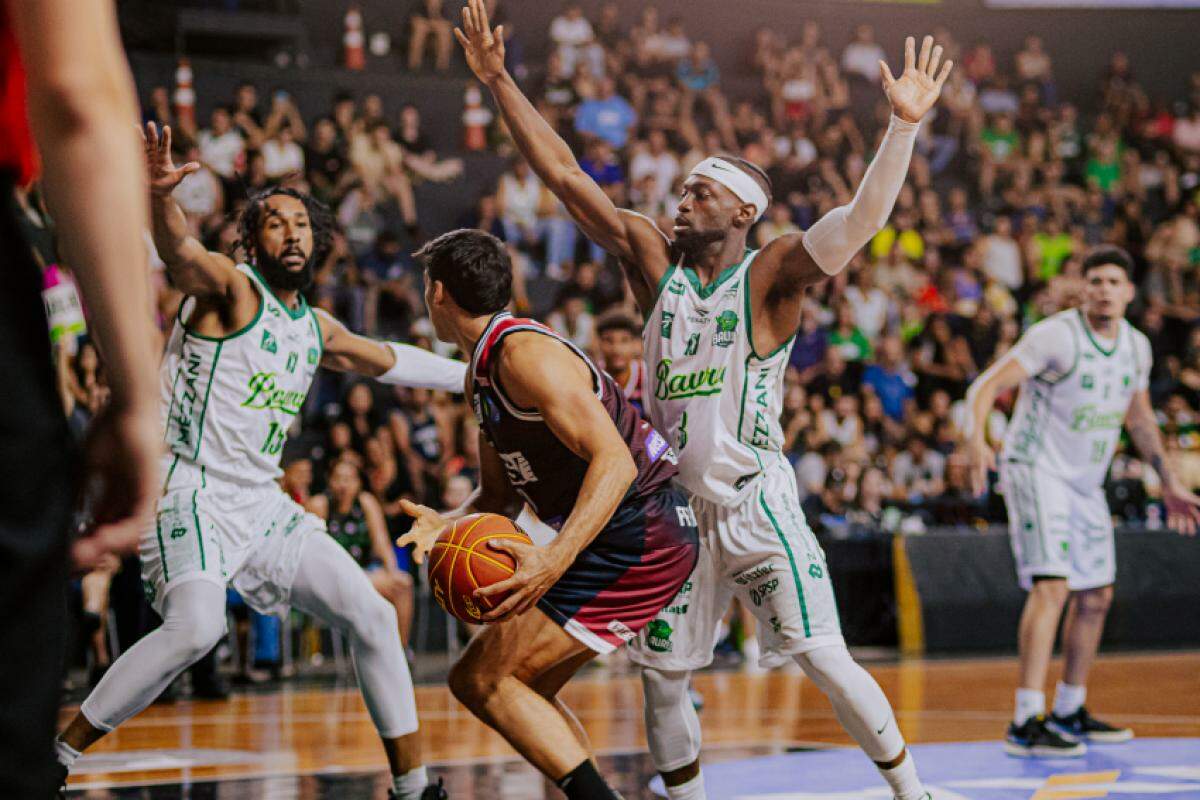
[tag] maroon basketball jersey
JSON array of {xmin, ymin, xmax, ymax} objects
[{"xmin": 468, "ymin": 313, "xmax": 678, "ymax": 529}]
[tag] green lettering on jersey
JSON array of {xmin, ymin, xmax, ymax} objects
[
  {"xmin": 685, "ymin": 332, "xmax": 700, "ymax": 356},
  {"xmin": 1069, "ymin": 404, "xmax": 1125, "ymax": 433},
  {"xmin": 242, "ymin": 371, "xmax": 306, "ymax": 415},
  {"xmin": 654, "ymin": 358, "xmax": 726, "ymax": 401}
]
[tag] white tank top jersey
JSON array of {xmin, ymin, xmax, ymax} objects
[
  {"xmin": 161, "ymin": 264, "xmax": 323, "ymax": 489},
  {"xmin": 1002, "ymin": 308, "xmax": 1152, "ymax": 492},
  {"xmin": 642, "ymin": 248, "xmax": 793, "ymax": 506}
]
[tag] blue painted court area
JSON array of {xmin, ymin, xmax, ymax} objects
[{"xmin": 651, "ymin": 739, "xmax": 1200, "ymax": 799}]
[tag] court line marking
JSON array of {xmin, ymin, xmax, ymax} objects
[{"xmin": 67, "ymin": 739, "xmax": 834, "ymax": 790}]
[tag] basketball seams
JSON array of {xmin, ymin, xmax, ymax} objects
[{"xmin": 427, "ymin": 514, "xmax": 532, "ymax": 621}]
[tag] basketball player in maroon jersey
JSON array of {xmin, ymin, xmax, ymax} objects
[{"xmin": 399, "ymin": 229, "xmax": 699, "ymax": 800}]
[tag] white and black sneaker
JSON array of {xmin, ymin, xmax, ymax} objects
[
  {"xmin": 1049, "ymin": 706, "xmax": 1134, "ymax": 744},
  {"xmin": 1004, "ymin": 715, "xmax": 1087, "ymax": 758}
]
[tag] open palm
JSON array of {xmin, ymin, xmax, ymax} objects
[
  {"xmin": 454, "ymin": 0, "xmax": 506, "ymax": 84},
  {"xmin": 880, "ymin": 36, "xmax": 953, "ymax": 124},
  {"xmin": 140, "ymin": 122, "xmax": 199, "ymax": 197}
]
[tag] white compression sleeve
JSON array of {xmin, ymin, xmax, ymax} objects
[
  {"xmin": 379, "ymin": 342, "xmax": 467, "ymax": 393},
  {"xmin": 802, "ymin": 115, "xmax": 919, "ymax": 276},
  {"xmin": 81, "ymin": 580, "xmax": 228, "ymax": 731},
  {"xmin": 289, "ymin": 532, "xmax": 419, "ymax": 738}
]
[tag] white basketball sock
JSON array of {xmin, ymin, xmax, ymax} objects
[
  {"xmin": 54, "ymin": 738, "xmax": 81, "ymax": 769},
  {"xmin": 666, "ymin": 772, "xmax": 706, "ymax": 800},
  {"xmin": 392, "ymin": 766, "xmax": 429, "ymax": 799},
  {"xmin": 879, "ymin": 751, "xmax": 924, "ymax": 800},
  {"xmin": 1052, "ymin": 682, "xmax": 1087, "ymax": 717},
  {"xmin": 1015, "ymin": 688, "xmax": 1045, "ymax": 725}
]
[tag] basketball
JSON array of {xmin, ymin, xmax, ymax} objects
[{"xmin": 427, "ymin": 513, "xmax": 532, "ymax": 623}]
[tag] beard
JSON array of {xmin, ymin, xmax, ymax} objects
[
  {"xmin": 672, "ymin": 225, "xmax": 725, "ymax": 254},
  {"xmin": 255, "ymin": 248, "xmax": 315, "ymax": 292}
]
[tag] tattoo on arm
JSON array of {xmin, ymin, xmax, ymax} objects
[{"xmin": 1128, "ymin": 409, "xmax": 1173, "ymax": 485}]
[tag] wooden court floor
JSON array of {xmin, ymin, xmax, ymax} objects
[{"xmin": 59, "ymin": 651, "xmax": 1200, "ymax": 798}]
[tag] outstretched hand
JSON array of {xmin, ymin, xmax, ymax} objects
[
  {"xmin": 454, "ymin": 0, "xmax": 506, "ymax": 85},
  {"xmin": 880, "ymin": 35, "xmax": 954, "ymax": 124},
  {"xmin": 395, "ymin": 499, "xmax": 450, "ymax": 564},
  {"xmin": 140, "ymin": 122, "xmax": 200, "ymax": 197}
]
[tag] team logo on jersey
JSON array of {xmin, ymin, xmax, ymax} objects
[
  {"xmin": 712, "ymin": 310, "xmax": 739, "ymax": 347},
  {"xmin": 1069, "ymin": 403, "xmax": 1125, "ymax": 433},
  {"xmin": 1082, "ymin": 373, "xmax": 1094, "ymax": 389},
  {"xmin": 654, "ymin": 358, "xmax": 727, "ymax": 400},
  {"xmin": 242, "ymin": 371, "xmax": 306, "ymax": 415},
  {"xmin": 645, "ymin": 619, "xmax": 674, "ymax": 652},
  {"xmin": 667, "ymin": 279, "xmax": 686, "ymax": 296},
  {"xmin": 685, "ymin": 333, "xmax": 701, "ymax": 355},
  {"xmin": 660, "ymin": 311, "xmax": 675, "ymax": 339},
  {"xmin": 261, "ymin": 330, "xmax": 278, "ymax": 354},
  {"xmin": 498, "ymin": 451, "xmax": 538, "ymax": 486}
]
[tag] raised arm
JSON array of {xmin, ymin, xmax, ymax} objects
[
  {"xmin": 473, "ymin": 334, "xmax": 637, "ymax": 621},
  {"xmin": 454, "ymin": 0, "xmax": 670, "ymax": 313},
  {"xmin": 749, "ymin": 36, "xmax": 951, "ymax": 355},
  {"xmin": 1125, "ymin": 388, "xmax": 1200, "ymax": 535},
  {"xmin": 314, "ymin": 308, "xmax": 466, "ymax": 392},
  {"xmin": 141, "ymin": 122, "xmax": 247, "ymax": 301},
  {"xmin": 14, "ymin": 0, "xmax": 162, "ymax": 567}
]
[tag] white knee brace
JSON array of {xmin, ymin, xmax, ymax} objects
[{"xmin": 640, "ymin": 667, "xmax": 703, "ymax": 773}]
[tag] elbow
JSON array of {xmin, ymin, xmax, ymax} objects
[{"xmin": 612, "ymin": 449, "xmax": 638, "ymax": 492}]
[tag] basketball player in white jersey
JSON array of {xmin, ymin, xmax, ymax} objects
[
  {"xmin": 963, "ymin": 246, "xmax": 1200, "ymax": 758},
  {"xmin": 54, "ymin": 123, "xmax": 463, "ymax": 800},
  {"xmin": 456, "ymin": 3, "xmax": 948, "ymax": 797}
]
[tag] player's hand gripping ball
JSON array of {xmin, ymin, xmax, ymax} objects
[{"xmin": 427, "ymin": 513, "xmax": 533, "ymax": 623}]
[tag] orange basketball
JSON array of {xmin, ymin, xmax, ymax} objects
[{"xmin": 426, "ymin": 513, "xmax": 532, "ymax": 623}]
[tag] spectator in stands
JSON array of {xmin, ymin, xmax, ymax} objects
[
  {"xmin": 497, "ymin": 157, "xmax": 547, "ymax": 252},
  {"xmin": 232, "ymin": 81, "xmax": 265, "ymax": 148},
  {"xmin": 197, "ymin": 106, "xmax": 245, "ymax": 196},
  {"xmin": 840, "ymin": 24, "xmax": 886, "ymax": 84},
  {"xmin": 828, "ymin": 300, "xmax": 873, "ymax": 363},
  {"xmin": 307, "ymin": 459, "xmax": 414, "ymax": 646},
  {"xmin": 891, "ymin": 435, "xmax": 946, "ymax": 503},
  {"xmin": 863, "ymin": 336, "xmax": 917, "ymax": 423},
  {"xmin": 305, "ymin": 117, "xmax": 353, "ymax": 206},
  {"xmin": 549, "ymin": 4, "xmax": 596, "ymax": 76},
  {"xmin": 408, "ymin": 0, "xmax": 455, "ymax": 72},
  {"xmin": 574, "ymin": 76, "xmax": 638, "ymax": 149}
]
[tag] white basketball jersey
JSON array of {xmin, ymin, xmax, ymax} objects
[
  {"xmin": 1002, "ymin": 308, "xmax": 1151, "ymax": 491},
  {"xmin": 642, "ymin": 249, "xmax": 793, "ymax": 506},
  {"xmin": 161, "ymin": 264, "xmax": 323, "ymax": 488}
]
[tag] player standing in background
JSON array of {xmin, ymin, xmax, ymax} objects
[
  {"xmin": 398, "ymin": 228, "xmax": 699, "ymax": 800},
  {"xmin": 596, "ymin": 311, "xmax": 647, "ymax": 417},
  {"xmin": 455, "ymin": 2, "xmax": 948, "ymax": 797},
  {"xmin": 963, "ymin": 246, "xmax": 1200, "ymax": 757},
  {"xmin": 54, "ymin": 123, "xmax": 464, "ymax": 800},
  {"xmin": 2, "ymin": 2, "xmax": 161, "ymax": 796}
]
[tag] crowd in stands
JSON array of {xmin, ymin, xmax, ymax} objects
[{"xmin": 32, "ymin": 0, "xmax": 1200, "ymax": 683}]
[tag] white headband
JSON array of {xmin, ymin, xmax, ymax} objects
[{"xmin": 689, "ymin": 157, "xmax": 770, "ymax": 221}]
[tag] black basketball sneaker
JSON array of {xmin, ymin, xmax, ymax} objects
[
  {"xmin": 1004, "ymin": 714, "xmax": 1087, "ymax": 758},
  {"xmin": 1049, "ymin": 706, "xmax": 1134, "ymax": 743}
]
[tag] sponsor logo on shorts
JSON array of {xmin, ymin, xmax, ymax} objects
[
  {"xmin": 143, "ymin": 579, "xmax": 157, "ymax": 605},
  {"xmin": 808, "ymin": 563, "xmax": 824, "ymax": 580},
  {"xmin": 769, "ymin": 615, "xmax": 782, "ymax": 635},
  {"xmin": 734, "ymin": 563, "xmax": 774, "ymax": 586},
  {"xmin": 170, "ymin": 526, "xmax": 188, "ymax": 540},
  {"xmin": 607, "ymin": 620, "xmax": 636, "ymax": 642},
  {"xmin": 645, "ymin": 619, "xmax": 673, "ymax": 652},
  {"xmin": 749, "ymin": 578, "xmax": 780, "ymax": 607},
  {"xmin": 662, "ymin": 604, "xmax": 689, "ymax": 614},
  {"xmin": 675, "ymin": 580, "xmax": 692, "ymax": 598}
]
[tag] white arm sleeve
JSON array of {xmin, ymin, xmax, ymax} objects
[
  {"xmin": 379, "ymin": 342, "xmax": 467, "ymax": 393},
  {"xmin": 802, "ymin": 115, "xmax": 920, "ymax": 276}
]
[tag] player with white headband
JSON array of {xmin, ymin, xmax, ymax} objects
[{"xmin": 456, "ymin": 3, "xmax": 950, "ymax": 797}]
